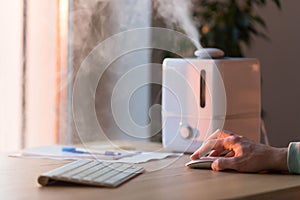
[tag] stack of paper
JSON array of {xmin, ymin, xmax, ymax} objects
[
  {"xmin": 10, "ymin": 145, "xmax": 138, "ymax": 160},
  {"xmin": 9, "ymin": 145, "xmax": 182, "ymax": 164}
]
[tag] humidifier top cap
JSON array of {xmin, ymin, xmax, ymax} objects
[{"xmin": 194, "ymin": 48, "xmax": 224, "ymax": 59}]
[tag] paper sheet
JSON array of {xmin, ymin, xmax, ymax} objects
[
  {"xmin": 114, "ymin": 151, "xmax": 182, "ymax": 163},
  {"xmin": 9, "ymin": 145, "xmax": 139, "ymax": 160},
  {"xmin": 9, "ymin": 145, "xmax": 182, "ymax": 164}
]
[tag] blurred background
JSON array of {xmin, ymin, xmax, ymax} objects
[{"xmin": 1, "ymin": 0, "xmax": 299, "ymax": 152}]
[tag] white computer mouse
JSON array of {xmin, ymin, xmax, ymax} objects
[{"xmin": 185, "ymin": 159, "xmax": 214, "ymax": 169}]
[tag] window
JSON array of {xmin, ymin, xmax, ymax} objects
[
  {"xmin": 0, "ymin": 0, "xmax": 69, "ymax": 152},
  {"xmin": 0, "ymin": 1, "xmax": 23, "ymax": 152},
  {"xmin": 0, "ymin": 0, "xmax": 153, "ymax": 152}
]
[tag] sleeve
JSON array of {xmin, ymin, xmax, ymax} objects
[{"xmin": 287, "ymin": 142, "xmax": 300, "ymax": 174}]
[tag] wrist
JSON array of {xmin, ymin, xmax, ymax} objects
[{"xmin": 270, "ymin": 147, "xmax": 288, "ymax": 172}]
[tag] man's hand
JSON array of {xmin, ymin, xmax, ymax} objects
[{"xmin": 190, "ymin": 130, "xmax": 288, "ymax": 173}]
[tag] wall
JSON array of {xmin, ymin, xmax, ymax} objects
[
  {"xmin": 244, "ymin": 0, "xmax": 300, "ymax": 147},
  {"xmin": 0, "ymin": 1, "xmax": 23, "ymax": 152},
  {"xmin": 26, "ymin": 0, "xmax": 58, "ymax": 147},
  {"xmin": 0, "ymin": 1, "xmax": 63, "ymax": 151}
]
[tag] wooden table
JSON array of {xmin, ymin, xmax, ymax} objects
[{"xmin": 2, "ymin": 142, "xmax": 300, "ymax": 200}]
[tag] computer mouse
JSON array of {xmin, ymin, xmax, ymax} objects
[{"xmin": 185, "ymin": 159, "xmax": 214, "ymax": 169}]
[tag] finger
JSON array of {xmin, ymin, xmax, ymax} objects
[
  {"xmin": 205, "ymin": 129, "xmax": 222, "ymax": 140},
  {"xmin": 211, "ymin": 157, "xmax": 239, "ymax": 171},
  {"xmin": 190, "ymin": 139, "xmax": 226, "ymax": 160},
  {"xmin": 190, "ymin": 139, "xmax": 218, "ymax": 159},
  {"xmin": 190, "ymin": 134, "xmax": 241, "ymax": 160},
  {"xmin": 208, "ymin": 150, "xmax": 219, "ymax": 157},
  {"xmin": 199, "ymin": 156, "xmax": 217, "ymax": 162},
  {"xmin": 224, "ymin": 151, "xmax": 235, "ymax": 157},
  {"xmin": 208, "ymin": 149, "xmax": 227, "ymax": 157},
  {"xmin": 206, "ymin": 129, "xmax": 235, "ymax": 140},
  {"xmin": 208, "ymin": 149, "xmax": 232, "ymax": 157}
]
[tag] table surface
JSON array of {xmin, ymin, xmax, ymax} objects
[{"xmin": 2, "ymin": 141, "xmax": 300, "ymax": 200}]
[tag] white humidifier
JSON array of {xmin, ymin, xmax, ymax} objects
[{"xmin": 162, "ymin": 48, "xmax": 261, "ymax": 153}]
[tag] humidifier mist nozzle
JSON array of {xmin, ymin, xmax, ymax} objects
[{"xmin": 194, "ymin": 48, "xmax": 225, "ymax": 59}]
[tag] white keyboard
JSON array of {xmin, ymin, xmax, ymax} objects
[{"xmin": 38, "ymin": 159, "xmax": 144, "ymax": 187}]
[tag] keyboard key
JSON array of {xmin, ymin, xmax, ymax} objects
[
  {"xmin": 60, "ymin": 160, "xmax": 99, "ymax": 178},
  {"xmin": 82, "ymin": 163, "xmax": 121, "ymax": 181},
  {"xmin": 92, "ymin": 164, "xmax": 131, "ymax": 183},
  {"xmin": 44, "ymin": 159, "xmax": 90, "ymax": 176},
  {"xmin": 71, "ymin": 163, "xmax": 107, "ymax": 179},
  {"xmin": 104, "ymin": 166, "xmax": 144, "ymax": 186}
]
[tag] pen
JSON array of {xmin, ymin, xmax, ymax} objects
[{"xmin": 62, "ymin": 147, "xmax": 122, "ymax": 156}]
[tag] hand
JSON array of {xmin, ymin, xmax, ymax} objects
[{"xmin": 190, "ymin": 130, "xmax": 288, "ymax": 173}]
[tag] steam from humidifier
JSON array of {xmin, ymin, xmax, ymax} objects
[{"xmin": 153, "ymin": 0, "xmax": 202, "ymax": 50}]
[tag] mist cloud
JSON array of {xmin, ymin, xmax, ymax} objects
[{"xmin": 153, "ymin": 0, "xmax": 201, "ymax": 49}]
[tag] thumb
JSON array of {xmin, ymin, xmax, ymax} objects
[{"xmin": 211, "ymin": 157, "xmax": 237, "ymax": 171}]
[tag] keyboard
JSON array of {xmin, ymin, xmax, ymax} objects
[{"xmin": 38, "ymin": 159, "xmax": 145, "ymax": 187}]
